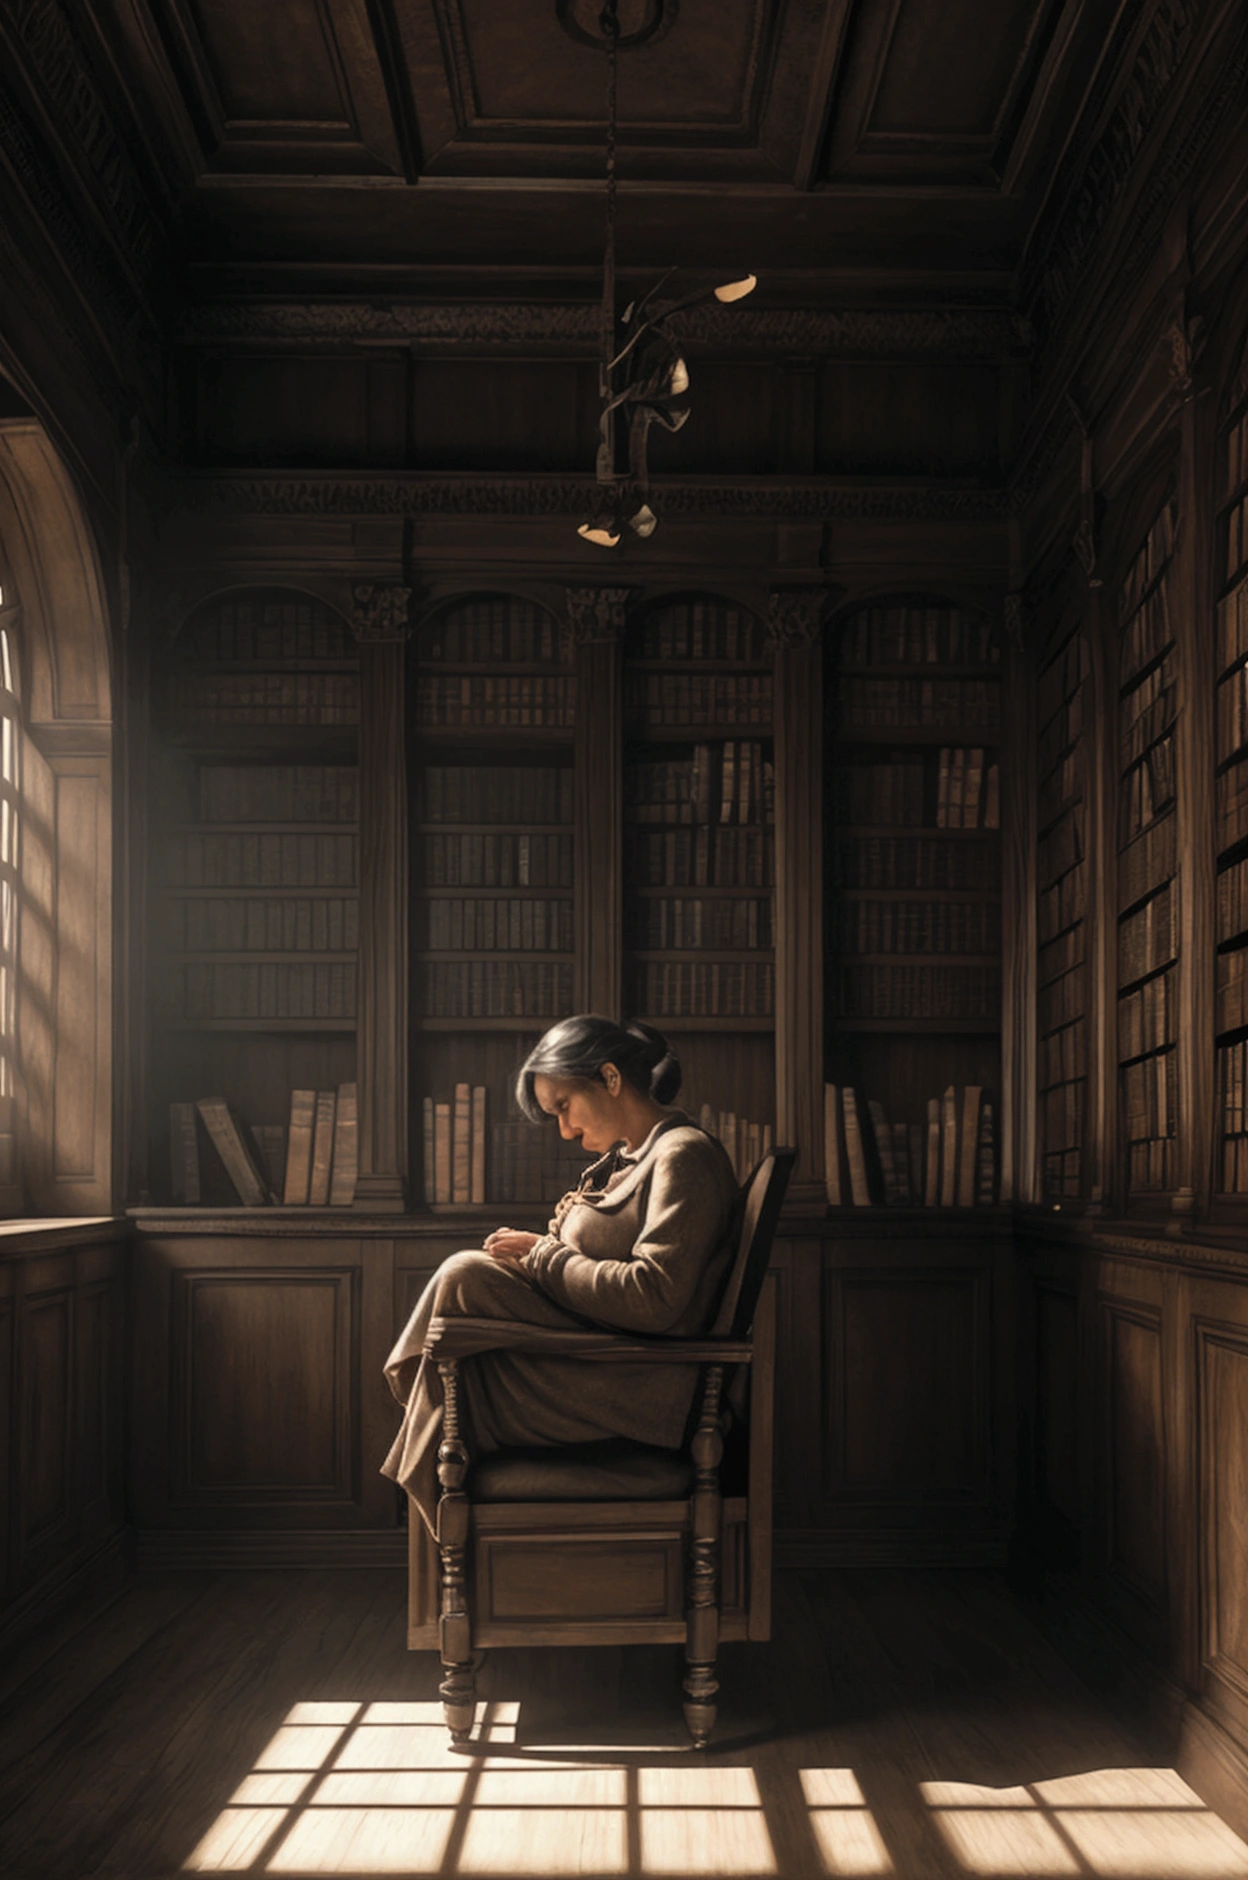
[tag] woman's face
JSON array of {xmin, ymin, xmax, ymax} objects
[{"xmin": 533, "ymin": 1070, "xmax": 623, "ymax": 1155}]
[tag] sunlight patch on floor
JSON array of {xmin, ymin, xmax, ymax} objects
[
  {"xmin": 183, "ymin": 1706, "xmax": 1248, "ymax": 1878},
  {"xmin": 922, "ymin": 1768, "xmax": 1248, "ymax": 1878}
]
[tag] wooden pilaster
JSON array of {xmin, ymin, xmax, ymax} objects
[
  {"xmin": 1000, "ymin": 592, "xmax": 1037, "ymax": 1204},
  {"xmin": 350, "ymin": 583, "xmax": 411, "ymax": 1212},
  {"xmin": 567, "ymin": 586, "xmax": 628, "ymax": 1020},
  {"xmin": 767, "ymin": 586, "xmax": 827, "ymax": 1201}
]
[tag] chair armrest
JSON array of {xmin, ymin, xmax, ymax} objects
[{"xmin": 423, "ymin": 1316, "xmax": 754, "ymax": 1365}]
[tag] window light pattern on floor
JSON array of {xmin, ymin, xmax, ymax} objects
[{"xmin": 185, "ymin": 1702, "xmax": 1248, "ymax": 1878}]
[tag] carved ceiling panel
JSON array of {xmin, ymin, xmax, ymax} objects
[
  {"xmin": 156, "ymin": 0, "xmax": 404, "ymax": 173},
  {"xmin": 822, "ymin": 0, "xmax": 1064, "ymax": 182}
]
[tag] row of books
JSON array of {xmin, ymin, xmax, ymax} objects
[
  {"xmin": 423, "ymin": 831, "xmax": 573, "ymax": 888},
  {"xmin": 831, "ymin": 835, "xmax": 1001, "ymax": 892},
  {"xmin": 1216, "ymin": 574, "xmax": 1248, "ymax": 675},
  {"xmin": 177, "ymin": 961, "xmax": 356, "ymax": 1022},
  {"xmin": 832, "ymin": 964, "xmax": 1002, "ymax": 1021},
  {"xmin": 1039, "ymin": 968, "xmax": 1086, "ymax": 1035},
  {"xmin": 837, "ymin": 677, "xmax": 999, "ymax": 732},
  {"xmin": 415, "ymin": 674, "xmax": 574, "ymax": 727},
  {"xmin": 425, "ymin": 600, "xmax": 562, "ymax": 667},
  {"xmin": 175, "ymin": 673, "xmax": 360, "ymax": 726},
  {"xmin": 164, "ymin": 895, "xmax": 359, "ymax": 954},
  {"xmin": 936, "ymin": 749, "xmax": 1000, "ymax": 828},
  {"xmin": 624, "ymin": 673, "xmax": 772, "ymax": 727},
  {"xmin": 628, "ymin": 961, "xmax": 775, "ymax": 1019},
  {"xmin": 1039, "ymin": 923, "xmax": 1085, "ymax": 990},
  {"xmin": 1037, "ymin": 630, "xmax": 1087, "ymax": 734},
  {"xmin": 420, "ymin": 960, "xmax": 573, "ymax": 1019},
  {"xmin": 1119, "ymin": 503, "xmax": 1176, "ymax": 621},
  {"xmin": 1219, "ymin": 1133, "xmax": 1248, "ymax": 1193},
  {"xmin": 1217, "ymin": 758, "xmax": 1248, "ymax": 850},
  {"xmin": 422, "ymin": 1084, "xmax": 487, "ymax": 1204},
  {"xmin": 489, "ymin": 1118, "xmax": 592, "ymax": 1205},
  {"xmin": 626, "ymin": 826, "xmax": 772, "ymax": 888},
  {"xmin": 625, "ymin": 743, "xmax": 774, "ymax": 827},
  {"xmin": 1119, "ymin": 884, "xmax": 1177, "ymax": 987},
  {"xmin": 1038, "ymin": 861, "xmax": 1086, "ymax": 947},
  {"xmin": 839, "ymin": 606, "xmax": 999, "ymax": 669},
  {"xmin": 178, "ymin": 600, "xmax": 352, "ymax": 665},
  {"xmin": 639, "ymin": 603, "xmax": 762, "ymax": 663},
  {"xmin": 696, "ymin": 1105, "xmax": 773, "ymax": 1184},
  {"xmin": 1044, "ymin": 1147, "xmax": 1083, "ymax": 1200},
  {"xmin": 1042, "ymin": 1079, "xmax": 1084, "ymax": 1151},
  {"xmin": 1120, "ymin": 735, "xmax": 1176, "ymax": 842},
  {"xmin": 1039, "ymin": 1020, "xmax": 1086, "ymax": 1090},
  {"xmin": 823, "ymin": 1083, "xmax": 997, "ymax": 1208},
  {"xmin": 1217, "ymin": 854, "xmax": 1248, "ymax": 943},
  {"xmin": 1225, "ymin": 491, "xmax": 1248, "ymax": 586},
  {"xmin": 168, "ymin": 1084, "xmax": 358, "ymax": 1207},
  {"xmin": 1121, "ymin": 662, "xmax": 1175, "ymax": 767},
  {"xmin": 1225, "ymin": 408, "xmax": 1248, "ymax": 504},
  {"xmin": 1117, "ymin": 586, "xmax": 1173, "ymax": 688},
  {"xmin": 426, "ymin": 897, "xmax": 573, "ymax": 953},
  {"xmin": 1038, "ymin": 751, "xmax": 1080, "ymax": 830},
  {"xmin": 630, "ymin": 896, "xmax": 773, "ymax": 951},
  {"xmin": 1038, "ymin": 696, "xmax": 1085, "ymax": 784},
  {"xmin": 833, "ymin": 760, "xmax": 925, "ymax": 827},
  {"xmin": 1120, "ymin": 970, "xmax": 1172, "ymax": 1059},
  {"xmin": 199, "ymin": 765, "xmax": 358, "ymax": 825},
  {"xmin": 1122, "ymin": 1048, "xmax": 1175, "ymax": 1142},
  {"xmin": 1038, "ymin": 799, "xmax": 1084, "ymax": 884},
  {"xmin": 1129, "ymin": 1137, "xmax": 1176, "ymax": 1192},
  {"xmin": 1219, "ymin": 1038, "xmax": 1248, "ymax": 1141},
  {"xmin": 421, "ymin": 764, "xmax": 574, "ymax": 827},
  {"xmin": 167, "ymin": 831, "xmax": 357, "ymax": 889},
  {"xmin": 835, "ymin": 899, "xmax": 1000, "ymax": 957},
  {"xmin": 1216, "ymin": 946, "xmax": 1248, "ymax": 1035},
  {"xmin": 1218, "ymin": 660, "xmax": 1248, "ymax": 764},
  {"xmin": 1119, "ymin": 811, "xmax": 1175, "ymax": 909}
]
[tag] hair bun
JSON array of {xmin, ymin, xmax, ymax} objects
[
  {"xmin": 624, "ymin": 1019, "xmax": 682, "ymax": 1103},
  {"xmin": 648, "ymin": 1050, "xmax": 682, "ymax": 1104}
]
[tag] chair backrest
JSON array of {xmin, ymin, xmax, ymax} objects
[{"xmin": 708, "ymin": 1147, "xmax": 797, "ymax": 1340}]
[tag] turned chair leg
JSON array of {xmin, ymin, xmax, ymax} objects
[
  {"xmin": 683, "ymin": 1364, "xmax": 724, "ymax": 1748},
  {"xmin": 437, "ymin": 1359, "xmax": 475, "ymax": 1743}
]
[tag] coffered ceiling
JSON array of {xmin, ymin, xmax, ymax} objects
[{"xmin": 84, "ymin": 0, "xmax": 1129, "ymax": 294}]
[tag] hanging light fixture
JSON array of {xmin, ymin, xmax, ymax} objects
[{"xmin": 576, "ymin": 0, "xmax": 756, "ymax": 547}]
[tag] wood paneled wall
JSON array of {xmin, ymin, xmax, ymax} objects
[
  {"xmin": 0, "ymin": 1224, "xmax": 127, "ymax": 1652},
  {"xmin": 1016, "ymin": 1222, "xmax": 1248, "ymax": 1841}
]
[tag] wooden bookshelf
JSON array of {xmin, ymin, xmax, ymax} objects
[
  {"xmin": 1115, "ymin": 501, "xmax": 1179, "ymax": 1202},
  {"xmin": 1214, "ymin": 393, "xmax": 1248, "ymax": 1194},
  {"xmin": 621, "ymin": 597, "xmax": 777, "ymax": 1177},
  {"xmin": 1035, "ymin": 611, "xmax": 1090, "ymax": 1203},
  {"xmin": 149, "ymin": 590, "xmax": 361, "ymax": 1201},
  {"xmin": 410, "ymin": 596, "xmax": 584, "ymax": 1205},
  {"xmin": 826, "ymin": 598, "xmax": 1003, "ymax": 1207}
]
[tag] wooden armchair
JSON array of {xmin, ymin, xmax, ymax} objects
[{"xmin": 411, "ymin": 1146, "xmax": 795, "ymax": 1749}]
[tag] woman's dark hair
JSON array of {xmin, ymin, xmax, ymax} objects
[{"xmin": 515, "ymin": 1014, "xmax": 681, "ymax": 1122}]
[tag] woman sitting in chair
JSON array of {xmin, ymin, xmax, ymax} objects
[{"xmin": 382, "ymin": 1014, "xmax": 739, "ymax": 1536}]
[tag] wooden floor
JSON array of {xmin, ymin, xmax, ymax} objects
[{"xmin": 2, "ymin": 1566, "xmax": 1247, "ymax": 1880}]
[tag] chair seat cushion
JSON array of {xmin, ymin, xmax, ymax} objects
[{"xmin": 470, "ymin": 1438, "xmax": 693, "ymax": 1503}]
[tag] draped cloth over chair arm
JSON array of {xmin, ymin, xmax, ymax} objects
[{"xmin": 423, "ymin": 1316, "xmax": 754, "ymax": 1365}]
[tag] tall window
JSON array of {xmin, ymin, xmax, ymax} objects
[{"xmin": 0, "ymin": 583, "xmax": 18, "ymax": 1102}]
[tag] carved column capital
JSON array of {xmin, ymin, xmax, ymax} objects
[
  {"xmin": 766, "ymin": 585, "xmax": 828, "ymax": 650},
  {"xmin": 350, "ymin": 583, "xmax": 413, "ymax": 643},
  {"xmin": 565, "ymin": 586, "xmax": 632, "ymax": 644},
  {"xmin": 1003, "ymin": 590, "xmax": 1029, "ymax": 648}
]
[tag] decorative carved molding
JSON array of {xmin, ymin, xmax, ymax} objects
[
  {"xmin": 8, "ymin": 0, "xmax": 163, "ymax": 279},
  {"xmin": 349, "ymin": 583, "xmax": 412, "ymax": 643},
  {"xmin": 564, "ymin": 587, "xmax": 631, "ymax": 644},
  {"xmin": 178, "ymin": 301, "xmax": 1026, "ymax": 361},
  {"xmin": 766, "ymin": 586, "xmax": 827, "ymax": 649},
  {"xmin": 1164, "ymin": 310, "xmax": 1206, "ymax": 403},
  {"xmin": 1025, "ymin": 0, "xmax": 1194, "ymax": 351},
  {"xmin": 1003, "ymin": 591, "xmax": 1028, "ymax": 648},
  {"xmin": 201, "ymin": 475, "xmax": 1013, "ymax": 524}
]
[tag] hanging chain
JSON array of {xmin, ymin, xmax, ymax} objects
[{"xmin": 599, "ymin": 0, "xmax": 620, "ymax": 400}]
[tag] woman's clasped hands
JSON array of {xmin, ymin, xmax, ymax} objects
[{"xmin": 483, "ymin": 1227, "xmax": 540, "ymax": 1265}]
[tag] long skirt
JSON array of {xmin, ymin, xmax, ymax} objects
[{"xmin": 381, "ymin": 1250, "xmax": 698, "ymax": 1537}]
